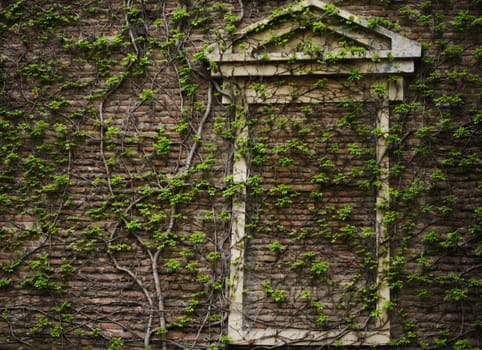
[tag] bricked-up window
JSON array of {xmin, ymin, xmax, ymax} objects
[
  {"xmin": 225, "ymin": 82, "xmax": 393, "ymax": 345},
  {"xmin": 207, "ymin": 0, "xmax": 421, "ymax": 345},
  {"xmin": 244, "ymin": 103, "xmax": 379, "ymax": 331}
]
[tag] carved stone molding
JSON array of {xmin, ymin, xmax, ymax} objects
[{"xmin": 207, "ymin": 1, "xmax": 421, "ymax": 346}]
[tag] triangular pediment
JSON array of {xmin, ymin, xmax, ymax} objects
[{"xmin": 207, "ymin": 0, "xmax": 421, "ymax": 76}]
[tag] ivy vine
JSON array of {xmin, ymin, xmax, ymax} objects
[{"xmin": 0, "ymin": 0, "xmax": 481, "ymax": 349}]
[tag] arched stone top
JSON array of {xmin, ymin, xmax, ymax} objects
[{"xmin": 207, "ymin": 0, "xmax": 422, "ymax": 77}]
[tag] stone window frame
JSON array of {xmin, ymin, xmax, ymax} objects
[{"xmin": 207, "ymin": 0, "xmax": 421, "ymax": 345}]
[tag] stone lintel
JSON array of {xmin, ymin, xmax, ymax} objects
[
  {"xmin": 221, "ymin": 77, "xmax": 405, "ymax": 104},
  {"xmin": 212, "ymin": 60, "xmax": 415, "ymax": 78}
]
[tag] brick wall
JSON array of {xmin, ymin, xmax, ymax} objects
[{"xmin": 0, "ymin": 0, "xmax": 481, "ymax": 349}]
